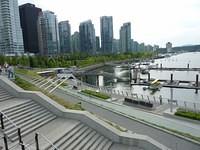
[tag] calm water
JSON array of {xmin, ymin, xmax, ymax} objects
[{"xmin": 83, "ymin": 52, "xmax": 200, "ymax": 102}]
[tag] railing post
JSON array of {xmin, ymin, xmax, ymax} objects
[
  {"xmin": 21, "ymin": 143, "xmax": 25, "ymax": 150},
  {"xmin": 18, "ymin": 128, "xmax": 22, "ymax": 144},
  {"xmin": 3, "ymin": 134, "xmax": 8, "ymax": 150},
  {"xmin": 0, "ymin": 113, "xmax": 4, "ymax": 129},
  {"xmin": 35, "ymin": 133, "xmax": 40, "ymax": 150}
]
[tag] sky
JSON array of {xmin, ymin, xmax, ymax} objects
[{"xmin": 18, "ymin": 0, "xmax": 200, "ymax": 47}]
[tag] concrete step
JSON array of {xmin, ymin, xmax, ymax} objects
[
  {"xmin": 0, "ymin": 98, "xmax": 29, "ymax": 111},
  {"xmin": 0, "ymin": 91, "xmax": 9, "ymax": 96},
  {"xmin": 96, "ymin": 138, "xmax": 109, "ymax": 150},
  {"xmin": 44, "ymin": 121, "xmax": 82, "ymax": 150},
  {"xmin": 73, "ymin": 130, "xmax": 97, "ymax": 150},
  {"xmin": 58, "ymin": 126, "xmax": 89, "ymax": 149},
  {"xmin": 3, "ymin": 102, "xmax": 39, "ymax": 117},
  {"xmin": 47, "ymin": 124, "xmax": 85, "ymax": 149},
  {"xmin": 5, "ymin": 111, "xmax": 54, "ymax": 135},
  {"xmin": 10, "ymin": 114, "xmax": 56, "ymax": 141},
  {"xmin": 2, "ymin": 100, "xmax": 35, "ymax": 114},
  {"xmin": 65, "ymin": 128, "xmax": 93, "ymax": 150},
  {"xmin": 4, "ymin": 109, "xmax": 49, "ymax": 131},
  {"xmin": 4, "ymin": 106, "xmax": 43, "ymax": 126},
  {"xmin": 82, "ymin": 134, "xmax": 101, "ymax": 150},
  {"xmin": 0, "ymin": 95, "xmax": 14, "ymax": 102},
  {"xmin": 89, "ymin": 135, "xmax": 104, "ymax": 150},
  {"xmin": 103, "ymin": 141, "xmax": 113, "ymax": 150}
]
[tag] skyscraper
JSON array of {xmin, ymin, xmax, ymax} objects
[
  {"xmin": 71, "ymin": 31, "xmax": 80, "ymax": 53},
  {"xmin": 0, "ymin": 0, "xmax": 24, "ymax": 55},
  {"xmin": 79, "ymin": 20, "xmax": 96, "ymax": 54},
  {"xmin": 96, "ymin": 36, "xmax": 100, "ymax": 52},
  {"xmin": 38, "ymin": 11, "xmax": 60, "ymax": 55},
  {"xmin": 120, "ymin": 22, "xmax": 131, "ymax": 53},
  {"xmin": 166, "ymin": 42, "xmax": 172, "ymax": 53},
  {"xmin": 19, "ymin": 3, "xmax": 42, "ymax": 54},
  {"xmin": 100, "ymin": 16, "xmax": 113, "ymax": 54},
  {"xmin": 59, "ymin": 21, "xmax": 71, "ymax": 53}
]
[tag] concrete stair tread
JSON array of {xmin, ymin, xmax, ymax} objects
[
  {"xmin": 49, "ymin": 123, "xmax": 85, "ymax": 149},
  {"xmin": 3, "ymin": 100, "xmax": 36, "ymax": 114},
  {"xmin": 82, "ymin": 134, "xmax": 101, "ymax": 150},
  {"xmin": 4, "ymin": 104, "xmax": 41, "ymax": 119},
  {"xmin": 103, "ymin": 141, "xmax": 113, "ymax": 150},
  {"xmin": 96, "ymin": 138, "xmax": 109, "ymax": 150},
  {"xmin": 65, "ymin": 128, "xmax": 93, "ymax": 150},
  {"xmin": 58, "ymin": 126, "xmax": 89, "ymax": 149},
  {"xmin": 3, "ymin": 105, "xmax": 43, "ymax": 125},
  {"xmin": 0, "ymin": 98, "xmax": 30, "ymax": 110},
  {"xmin": 0, "ymin": 95, "xmax": 14, "ymax": 102},
  {"xmin": 6, "ymin": 112, "xmax": 55, "ymax": 136},
  {"xmin": 11, "ymin": 115, "xmax": 57, "ymax": 141},
  {"xmin": 4, "ymin": 109, "xmax": 50, "ymax": 131},
  {"xmin": 73, "ymin": 130, "xmax": 97, "ymax": 150},
  {"xmin": 22, "ymin": 118, "xmax": 80, "ymax": 149},
  {"xmin": 48, "ymin": 123, "xmax": 85, "ymax": 149},
  {"xmin": 89, "ymin": 136, "xmax": 104, "ymax": 150}
]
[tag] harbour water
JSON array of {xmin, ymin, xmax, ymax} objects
[{"xmin": 83, "ymin": 52, "xmax": 200, "ymax": 103}]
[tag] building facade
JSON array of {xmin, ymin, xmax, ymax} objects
[
  {"xmin": 71, "ymin": 31, "xmax": 80, "ymax": 53},
  {"xmin": 19, "ymin": 3, "xmax": 42, "ymax": 54},
  {"xmin": 112, "ymin": 39, "xmax": 120, "ymax": 54},
  {"xmin": 38, "ymin": 11, "xmax": 60, "ymax": 55},
  {"xmin": 166, "ymin": 42, "xmax": 172, "ymax": 53},
  {"xmin": 96, "ymin": 36, "xmax": 100, "ymax": 52},
  {"xmin": 59, "ymin": 21, "xmax": 71, "ymax": 53},
  {"xmin": 0, "ymin": 0, "xmax": 24, "ymax": 55},
  {"xmin": 120, "ymin": 22, "xmax": 131, "ymax": 53},
  {"xmin": 100, "ymin": 16, "xmax": 113, "ymax": 54},
  {"xmin": 79, "ymin": 20, "xmax": 96, "ymax": 54}
]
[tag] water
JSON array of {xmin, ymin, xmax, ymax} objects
[{"xmin": 82, "ymin": 52, "xmax": 200, "ymax": 103}]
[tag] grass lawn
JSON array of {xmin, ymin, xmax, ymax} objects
[
  {"xmin": 14, "ymin": 77, "xmax": 83, "ymax": 111},
  {"xmin": 81, "ymin": 89, "xmax": 110, "ymax": 100},
  {"xmin": 175, "ymin": 108, "xmax": 200, "ymax": 121}
]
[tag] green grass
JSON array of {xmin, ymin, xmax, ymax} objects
[
  {"xmin": 175, "ymin": 108, "xmax": 200, "ymax": 121},
  {"xmin": 15, "ymin": 68, "xmax": 41, "ymax": 78},
  {"xmin": 81, "ymin": 89, "xmax": 110, "ymax": 100},
  {"xmin": 14, "ymin": 77, "xmax": 84, "ymax": 111}
]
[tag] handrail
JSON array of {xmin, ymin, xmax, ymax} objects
[
  {"xmin": 37, "ymin": 132, "xmax": 59, "ymax": 150},
  {"xmin": 0, "ymin": 111, "xmax": 18, "ymax": 129}
]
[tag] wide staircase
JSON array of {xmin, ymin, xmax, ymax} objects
[{"xmin": 0, "ymin": 86, "xmax": 116, "ymax": 150}]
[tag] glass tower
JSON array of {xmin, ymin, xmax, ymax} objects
[{"xmin": 0, "ymin": 0, "xmax": 24, "ymax": 55}]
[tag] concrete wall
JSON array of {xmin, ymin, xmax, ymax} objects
[{"xmin": 0, "ymin": 76, "xmax": 169, "ymax": 150}]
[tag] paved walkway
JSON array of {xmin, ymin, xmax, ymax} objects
[{"xmin": 60, "ymin": 86, "xmax": 200, "ymax": 137}]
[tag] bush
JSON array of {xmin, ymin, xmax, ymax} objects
[
  {"xmin": 81, "ymin": 89, "xmax": 110, "ymax": 100},
  {"xmin": 175, "ymin": 108, "xmax": 200, "ymax": 121}
]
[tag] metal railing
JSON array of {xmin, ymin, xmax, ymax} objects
[{"xmin": 37, "ymin": 132, "xmax": 59, "ymax": 150}]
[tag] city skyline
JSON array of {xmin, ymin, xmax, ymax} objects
[{"xmin": 18, "ymin": 0, "xmax": 200, "ymax": 47}]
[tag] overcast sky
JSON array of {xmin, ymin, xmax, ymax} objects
[{"xmin": 18, "ymin": 0, "xmax": 200, "ymax": 47}]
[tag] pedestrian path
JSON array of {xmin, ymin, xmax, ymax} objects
[{"xmin": 61, "ymin": 86, "xmax": 200, "ymax": 137}]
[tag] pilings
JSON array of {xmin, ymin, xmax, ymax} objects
[{"xmin": 195, "ymin": 74, "xmax": 199, "ymax": 94}]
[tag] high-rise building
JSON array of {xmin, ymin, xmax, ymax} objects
[
  {"xmin": 96, "ymin": 36, "xmax": 100, "ymax": 52},
  {"xmin": 0, "ymin": 0, "xmax": 24, "ymax": 55},
  {"xmin": 59, "ymin": 21, "xmax": 71, "ymax": 53},
  {"xmin": 79, "ymin": 20, "xmax": 96, "ymax": 54},
  {"xmin": 19, "ymin": 3, "xmax": 42, "ymax": 54},
  {"xmin": 71, "ymin": 31, "xmax": 80, "ymax": 53},
  {"xmin": 38, "ymin": 11, "xmax": 60, "ymax": 55},
  {"xmin": 153, "ymin": 45, "xmax": 159, "ymax": 51},
  {"xmin": 100, "ymin": 16, "xmax": 113, "ymax": 54},
  {"xmin": 133, "ymin": 41, "xmax": 139, "ymax": 51},
  {"xmin": 139, "ymin": 43, "xmax": 145, "ymax": 51},
  {"xmin": 120, "ymin": 22, "xmax": 131, "ymax": 53},
  {"xmin": 112, "ymin": 39, "xmax": 120, "ymax": 54},
  {"xmin": 166, "ymin": 42, "xmax": 172, "ymax": 53}
]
